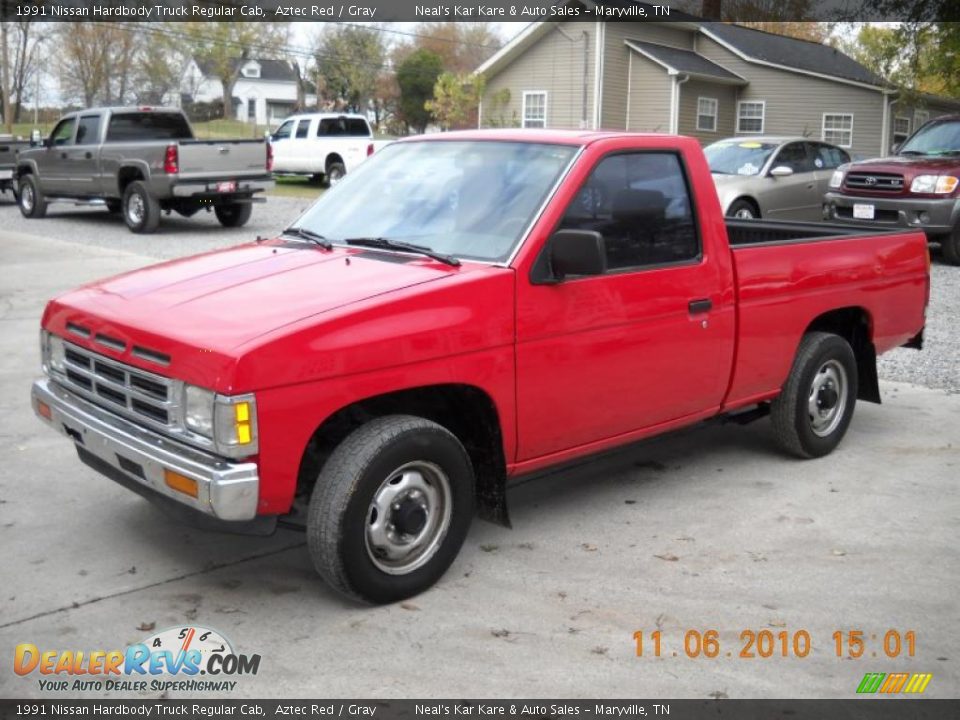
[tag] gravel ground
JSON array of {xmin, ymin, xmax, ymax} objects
[
  {"xmin": 1, "ymin": 191, "xmax": 955, "ymax": 392},
  {"xmin": 878, "ymin": 256, "xmax": 959, "ymax": 394}
]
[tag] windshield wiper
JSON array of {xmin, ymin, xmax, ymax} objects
[
  {"xmin": 282, "ymin": 226, "xmax": 333, "ymax": 250},
  {"xmin": 899, "ymin": 150, "xmax": 927, "ymax": 156},
  {"xmin": 345, "ymin": 237, "xmax": 461, "ymax": 267}
]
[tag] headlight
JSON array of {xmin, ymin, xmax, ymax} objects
[
  {"xmin": 41, "ymin": 330, "xmax": 66, "ymax": 375},
  {"xmin": 911, "ymin": 175, "xmax": 959, "ymax": 194},
  {"xmin": 829, "ymin": 170, "xmax": 845, "ymax": 189},
  {"xmin": 184, "ymin": 385, "xmax": 215, "ymax": 437},
  {"xmin": 183, "ymin": 385, "xmax": 258, "ymax": 456}
]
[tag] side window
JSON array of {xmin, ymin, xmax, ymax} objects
[
  {"xmin": 772, "ymin": 143, "xmax": 813, "ymax": 173},
  {"xmin": 318, "ymin": 118, "xmax": 346, "ymax": 136},
  {"xmin": 346, "ymin": 118, "xmax": 370, "ymax": 136},
  {"xmin": 273, "ymin": 120, "xmax": 293, "ymax": 141},
  {"xmin": 295, "ymin": 120, "xmax": 310, "ymax": 139},
  {"xmin": 558, "ymin": 152, "xmax": 699, "ymax": 271},
  {"xmin": 811, "ymin": 143, "xmax": 849, "ymax": 170},
  {"xmin": 75, "ymin": 115, "xmax": 101, "ymax": 145},
  {"xmin": 51, "ymin": 118, "xmax": 76, "ymax": 146}
]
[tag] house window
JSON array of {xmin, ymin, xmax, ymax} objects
[
  {"xmin": 242, "ymin": 64, "xmax": 261, "ymax": 79},
  {"xmin": 737, "ymin": 101, "xmax": 765, "ymax": 134},
  {"xmin": 522, "ymin": 91, "xmax": 547, "ymax": 129},
  {"xmin": 822, "ymin": 113, "xmax": 853, "ymax": 148},
  {"xmin": 914, "ymin": 110, "xmax": 930, "ymax": 129},
  {"xmin": 697, "ymin": 97, "xmax": 718, "ymax": 132},
  {"xmin": 893, "ymin": 116, "xmax": 911, "ymax": 145}
]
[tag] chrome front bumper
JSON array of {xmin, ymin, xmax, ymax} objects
[{"xmin": 31, "ymin": 377, "xmax": 259, "ymax": 521}]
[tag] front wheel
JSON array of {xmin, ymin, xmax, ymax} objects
[
  {"xmin": 727, "ymin": 199, "xmax": 758, "ymax": 219},
  {"xmin": 307, "ymin": 415, "xmax": 475, "ymax": 604},
  {"xmin": 18, "ymin": 175, "xmax": 47, "ymax": 218},
  {"xmin": 214, "ymin": 202, "xmax": 253, "ymax": 228},
  {"xmin": 941, "ymin": 225, "xmax": 960, "ymax": 266},
  {"xmin": 771, "ymin": 332, "xmax": 858, "ymax": 458}
]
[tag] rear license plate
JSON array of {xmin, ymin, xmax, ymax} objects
[
  {"xmin": 853, "ymin": 203, "xmax": 875, "ymax": 220},
  {"xmin": 216, "ymin": 181, "xmax": 237, "ymax": 193}
]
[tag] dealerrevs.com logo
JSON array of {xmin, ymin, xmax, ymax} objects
[{"xmin": 14, "ymin": 626, "xmax": 261, "ymax": 693}]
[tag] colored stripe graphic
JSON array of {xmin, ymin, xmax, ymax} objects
[{"xmin": 857, "ymin": 672, "xmax": 932, "ymax": 694}]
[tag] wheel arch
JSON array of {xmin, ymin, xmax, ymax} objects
[
  {"xmin": 325, "ymin": 153, "xmax": 345, "ymax": 172},
  {"xmin": 728, "ymin": 195, "xmax": 761, "ymax": 218},
  {"xmin": 116, "ymin": 163, "xmax": 148, "ymax": 196},
  {"xmin": 804, "ymin": 306, "xmax": 879, "ymax": 403},
  {"xmin": 297, "ymin": 383, "xmax": 510, "ymax": 527}
]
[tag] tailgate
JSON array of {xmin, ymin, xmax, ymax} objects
[{"xmin": 177, "ymin": 140, "xmax": 268, "ymax": 179}]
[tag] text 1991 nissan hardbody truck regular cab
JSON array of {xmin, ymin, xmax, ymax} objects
[{"xmin": 32, "ymin": 131, "xmax": 929, "ymax": 603}]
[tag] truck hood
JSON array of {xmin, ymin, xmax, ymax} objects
[
  {"xmin": 847, "ymin": 155, "xmax": 960, "ymax": 173},
  {"xmin": 42, "ymin": 241, "xmax": 483, "ymax": 387}
]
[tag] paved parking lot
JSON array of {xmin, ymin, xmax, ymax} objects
[{"xmin": 0, "ymin": 204, "xmax": 957, "ymax": 699}]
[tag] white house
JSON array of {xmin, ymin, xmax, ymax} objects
[{"xmin": 178, "ymin": 57, "xmax": 316, "ymax": 125}]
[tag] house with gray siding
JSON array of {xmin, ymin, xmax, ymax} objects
[{"xmin": 477, "ymin": 10, "xmax": 959, "ymax": 158}]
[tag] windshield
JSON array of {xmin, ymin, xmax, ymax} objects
[
  {"xmin": 293, "ymin": 140, "xmax": 578, "ymax": 262},
  {"xmin": 704, "ymin": 140, "xmax": 778, "ymax": 176},
  {"xmin": 899, "ymin": 119, "xmax": 960, "ymax": 155}
]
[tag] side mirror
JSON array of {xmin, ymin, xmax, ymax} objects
[
  {"xmin": 548, "ymin": 229, "xmax": 606, "ymax": 281},
  {"xmin": 891, "ymin": 143, "xmax": 901, "ymax": 155},
  {"xmin": 30, "ymin": 129, "xmax": 42, "ymax": 146},
  {"xmin": 770, "ymin": 165, "xmax": 794, "ymax": 178}
]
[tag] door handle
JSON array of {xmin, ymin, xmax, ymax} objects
[
  {"xmin": 60, "ymin": 152, "xmax": 67, "ymax": 159},
  {"xmin": 689, "ymin": 299, "xmax": 713, "ymax": 314},
  {"xmin": 85, "ymin": 152, "xmax": 92, "ymax": 159}
]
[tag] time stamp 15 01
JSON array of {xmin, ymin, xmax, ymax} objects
[{"xmin": 633, "ymin": 630, "xmax": 918, "ymax": 659}]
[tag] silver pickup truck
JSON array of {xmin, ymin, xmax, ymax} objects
[{"xmin": 15, "ymin": 107, "xmax": 274, "ymax": 233}]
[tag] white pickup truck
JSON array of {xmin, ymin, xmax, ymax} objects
[{"xmin": 269, "ymin": 113, "xmax": 387, "ymax": 186}]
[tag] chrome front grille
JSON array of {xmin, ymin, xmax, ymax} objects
[
  {"xmin": 844, "ymin": 172, "xmax": 905, "ymax": 193},
  {"xmin": 59, "ymin": 342, "xmax": 179, "ymax": 432}
]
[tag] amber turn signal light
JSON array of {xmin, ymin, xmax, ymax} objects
[
  {"xmin": 164, "ymin": 469, "xmax": 198, "ymax": 498},
  {"xmin": 37, "ymin": 401, "xmax": 52, "ymax": 421}
]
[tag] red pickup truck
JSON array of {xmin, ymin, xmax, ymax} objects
[{"xmin": 32, "ymin": 130, "xmax": 929, "ymax": 603}]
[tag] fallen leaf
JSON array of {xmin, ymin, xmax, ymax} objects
[
  {"xmin": 654, "ymin": 553, "xmax": 679, "ymax": 562},
  {"xmin": 400, "ymin": 602, "xmax": 420, "ymax": 612},
  {"xmin": 137, "ymin": 622, "xmax": 155, "ymax": 632},
  {"xmin": 769, "ymin": 620, "xmax": 786, "ymax": 628},
  {"xmin": 216, "ymin": 607, "xmax": 243, "ymax": 614},
  {"xmin": 491, "ymin": 629, "xmax": 510, "ymax": 638},
  {"xmin": 591, "ymin": 646, "xmax": 608, "ymax": 655},
  {"xmin": 708, "ymin": 691, "xmax": 729, "ymax": 700},
  {"xmin": 581, "ymin": 543, "xmax": 598, "ymax": 552},
  {"xmin": 480, "ymin": 544, "xmax": 499, "ymax": 553},
  {"xmin": 832, "ymin": 549, "xmax": 847, "ymax": 556}
]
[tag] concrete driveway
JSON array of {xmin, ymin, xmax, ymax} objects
[{"xmin": 0, "ymin": 231, "xmax": 957, "ymax": 700}]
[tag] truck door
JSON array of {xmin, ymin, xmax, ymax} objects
[
  {"xmin": 515, "ymin": 150, "xmax": 736, "ymax": 461},
  {"xmin": 63, "ymin": 113, "xmax": 103, "ymax": 196},
  {"xmin": 270, "ymin": 119, "xmax": 295, "ymax": 172},
  {"xmin": 39, "ymin": 116, "xmax": 78, "ymax": 195}
]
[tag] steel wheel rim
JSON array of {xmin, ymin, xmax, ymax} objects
[
  {"xmin": 127, "ymin": 193, "xmax": 145, "ymax": 225},
  {"xmin": 21, "ymin": 184, "xmax": 33, "ymax": 212},
  {"xmin": 365, "ymin": 460, "xmax": 452, "ymax": 575},
  {"xmin": 329, "ymin": 169, "xmax": 344, "ymax": 185},
  {"xmin": 808, "ymin": 359, "xmax": 848, "ymax": 437},
  {"xmin": 734, "ymin": 207, "xmax": 754, "ymax": 219}
]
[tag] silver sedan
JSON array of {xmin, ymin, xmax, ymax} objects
[{"xmin": 705, "ymin": 136, "xmax": 851, "ymax": 221}]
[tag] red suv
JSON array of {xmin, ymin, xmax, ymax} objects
[{"xmin": 823, "ymin": 115, "xmax": 960, "ymax": 264}]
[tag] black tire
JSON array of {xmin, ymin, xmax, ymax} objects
[
  {"xmin": 307, "ymin": 415, "xmax": 475, "ymax": 604},
  {"xmin": 771, "ymin": 332, "xmax": 858, "ymax": 459},
  {"xmin": 941, "ymin": 226, "xmax": 960, "ymax": 266},
  {"xmin": 105, "ymin": 199, "xmax": 122, "ymax": 214},
  {"xmin": 122, "ymin": 180, "xmax": 160, "ymax": 234},
  {"xmin": 727, "ymin": 198, "xmax": 759, "ymax": 219},
  {"xmin": 214, "ymin": 202, "xmax": 253, "ymax": 228},
  {"xmin": 323, "ymin": 162, "xmax": 346, "ymax": 188},
  {"xmin": 18, "ymin": 175, "xmax": 47, "ymax": 219}
]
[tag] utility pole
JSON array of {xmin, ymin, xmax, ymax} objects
[{"xmin": 1, "ymin": 22, "xmax": 12, "ymax": 134}]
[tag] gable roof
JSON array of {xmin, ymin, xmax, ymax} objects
[
  {"xmin": 701, "ymin": 24, "xmax": 888, "ymax": 88},
  {"xmin": 625, "ymin": 40, "xmax": 746, "ymax": 84},
  {"xmin": 195, "ymin": 57, "xmax": 300, "ymax": 83}
]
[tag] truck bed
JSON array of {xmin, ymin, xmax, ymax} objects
[{"xmin": 723, "ymin": 221, "xmax": 929, "ymax": 409}]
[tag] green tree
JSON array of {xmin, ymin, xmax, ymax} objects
[
  {"xmin": 426, "ymin": 72, "xmax": 485, "ymax": 130},
  {"xmin": 396, "ymin": 48, "xmax": 443, "ymax": 134},
  {"xmin": 313, "ymin": 24, "xmax": 387, "ymax": 113}
]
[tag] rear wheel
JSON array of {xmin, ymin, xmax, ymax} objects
[
  {"xmin": 941, "ymin": 225, "xmax": 960, "ymax": 266},
  {"xmin": 771, "ymin": 332, "xmax": 858, "ymax": 458},
  {"xmin": 307, "ymin": 415, "xmax": 475, "ymax": 604},
  {"xmin": 18, "ymin": 175, "xmax": 46, "ymax": 218},
  {"xmin": 214, "ymin": 202, "xmax": 253, "ymax": 228},
  {"xmin": 122, "ymin": 181, "xmax": 160, "ymax": 233},
  {"xmin": 728, "ymin": 199, "xmax": 758, "ymax": 219},
  {"xmin": 324, "ymin": 162, "xmax": 346, "ymax": 188}
]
